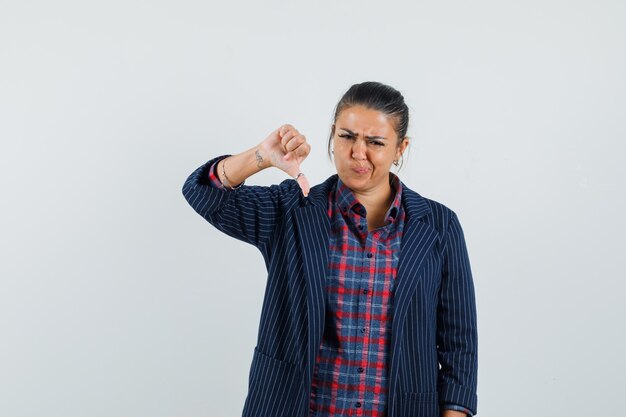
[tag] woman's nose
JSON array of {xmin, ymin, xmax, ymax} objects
[{"xmin": 352, "ymin": 140, "xmax": 367, "ymax": 160}]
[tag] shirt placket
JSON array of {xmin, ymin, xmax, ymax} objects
[
  {"xmin": 310, "ymin": 177, "xmax": 403, "ymax": 417},
  {"xmin": 352, "ymin": 210, "xmax": 380, "ymax": 415}
]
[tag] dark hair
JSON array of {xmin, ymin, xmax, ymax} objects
[{"xmin": 328, "ymin": 81, "xmax": 410, "ymax": 168}]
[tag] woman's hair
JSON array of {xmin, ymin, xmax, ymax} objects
[{"xmin": 328, "ymin": 81, "xmax": 410, "ymax": 167}]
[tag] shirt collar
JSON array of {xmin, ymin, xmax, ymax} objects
[{"xmin": 334, "ymin": 173, "xmax": 403, "ymax": 222}]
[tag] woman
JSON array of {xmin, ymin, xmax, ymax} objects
[{"xmin": 182, "ymin": 81, "xmax": 478, "ymax": 417}]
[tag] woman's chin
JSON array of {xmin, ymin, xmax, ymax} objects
[{"xmin": 338, "ymin": 174, "xmax": 370, "ymax": 191}]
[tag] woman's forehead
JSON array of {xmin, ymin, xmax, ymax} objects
[{"xmin": 336, "ymin": 106, "xmax": 397, "ymax": 137}]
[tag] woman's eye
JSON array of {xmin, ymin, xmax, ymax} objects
[
  {"xmin": 370, "ymin": 141, "xmax": 384, "ymax": 146},
  {"xmin": 338, "ymin": 134, "xmax": 354, "ymax": 139}
]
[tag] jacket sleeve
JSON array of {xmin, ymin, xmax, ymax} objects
[
  {"xmin": 181, "ymin": 155, "xmax": 300, "ymax": 253},
  {"xmin": 437, "ymin": 211, "xmax": 478, "ymax": 415}
]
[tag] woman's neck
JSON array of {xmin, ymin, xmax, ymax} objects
[{"xmin": 353, "ymin": 181, "xmax": 395, "ymax": 231}]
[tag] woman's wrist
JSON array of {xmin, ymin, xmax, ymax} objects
[
  {"xmin": 218, "ymin": 156, "xmax": 244, "ymax": 189},
  {"xmin": 217, "ymin": 146, "xmax": 270, "ymax": 187},
  {"xmin": 252, "ymin": 147, "xmax": 272, "ymax": 170}
]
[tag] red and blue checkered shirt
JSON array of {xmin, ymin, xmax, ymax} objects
[
  {"xmin": 307, "ymin": 174, "xmax": 404, "ymax": 417},
  {"xmin": 207, "ymin": 158, "xmax": 472, "ymax": 417}
]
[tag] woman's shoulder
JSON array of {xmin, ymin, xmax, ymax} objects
[{"xmin": 400, "ymin": 182, "xmax": 460, "ymax": 233}]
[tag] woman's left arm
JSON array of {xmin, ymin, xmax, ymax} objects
[
  {"xmin": 437, "ymin": 212, "xmax": 478, "ymax": 415},
  {"xmin": 442, "ymin": 410, "xmax": 469, "ymax": 417}
]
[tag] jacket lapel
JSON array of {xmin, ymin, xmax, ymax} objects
[
  {"xmin": 292, "ymin": 176, "xmax": 334, "ymax": 392},
  {"xmin": 387, "ymin": 186, "xmax": 439, "ymax": 415}
]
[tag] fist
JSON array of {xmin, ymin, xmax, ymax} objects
[{"xmin": 259, "ymin": 124, "xmax": 311, "ymax": 196}]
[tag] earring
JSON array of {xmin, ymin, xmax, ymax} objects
[{"xmin": 393, "ymin": 160, "xmax": 399, "ymax": 166}]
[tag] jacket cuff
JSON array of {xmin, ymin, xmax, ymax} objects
[
  {"xmin": 438, "ymin": 383, "xmax": 477, "ymax": 416},
  {"xmin": 206, "ymin": 158, "xmax": 227, "ymax": 188},
  {"xmin": 441, "ymin": 402, "xmax": 473, "ymax": 416},
  {"xmin": 181, "ymin": 155, "xmax": 235, "ymax": 215}
]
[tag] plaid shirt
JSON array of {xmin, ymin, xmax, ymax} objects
[
  {"xmin": 207, "ymin": 158, "xmax": 472, "ymax": 417},
  {"xmin": 308, "ymin": 174, "xmax": 404, "ymax": 417}
]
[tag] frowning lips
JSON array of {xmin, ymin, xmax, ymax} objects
[{"xmin": 351, "ymin": 166, "xmax": 371, "ymax": 174}]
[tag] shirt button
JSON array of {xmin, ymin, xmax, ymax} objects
[
  {"xmin": 363, "ymin": 289, "xmax": 369, "ymax": 295},
  {"xmin": 355, "ymin": 402, "xmax": 362, "ymax": 408},
  {"xmin": 361, "ymin": 327, "xmax": 366, "ymax": 333},
  {"xmin": 366, "ymin": 253, "xmax": 373, "ymax": 258},
  {"xmin": 357, "ymin": 367, "xmax": 364, "ymax": 373}
]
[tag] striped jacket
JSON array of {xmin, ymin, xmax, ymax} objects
[{"xmin": 182, "ymin": 155, "xmax": 478, "ymax": 417}]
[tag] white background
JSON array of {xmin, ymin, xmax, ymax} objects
[{"xmin": 1, "ymin": 0, "xmax": 625, "ymax": 416}]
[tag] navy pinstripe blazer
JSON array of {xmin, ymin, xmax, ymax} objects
[{"xmin": 182, "ymin": 155, "xmax": 478, "ymax": 417}]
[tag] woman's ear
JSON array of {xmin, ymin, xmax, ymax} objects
[
  {"xmin": 397, "ymin": 136, "xmax": 409, "ymax": 158},
  {"xmin": 328, "ymin": 124, "xmax": 336, "ymax": 158}
]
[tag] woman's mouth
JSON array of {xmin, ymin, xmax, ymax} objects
[{"xmin": 351, "ymin": 166, "xmax": 370, "ymax": 175}]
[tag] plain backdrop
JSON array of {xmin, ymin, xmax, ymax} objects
[{"xmin": 1, "ymin": 0, "xmax": 625, "ymax": 416}]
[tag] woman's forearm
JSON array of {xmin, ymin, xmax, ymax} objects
[
  {"xmin": 215, "ymin": 124, "xmax": 311, "ymax": 194},
  {"xmin": 217, "ymin": 146, "xmax": 271, "ymax": 187}
]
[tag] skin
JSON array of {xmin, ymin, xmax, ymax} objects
[
  {"xmin": 442, "ymin": 410, "xmax": 467, "ymax": 417},
  {"xmin": 216, "ymin": 123, "xmax": 311, "ymax": 195},
  {"xmin": 330, "ymin": 105, "xmax": 409, "ymax": 230}
]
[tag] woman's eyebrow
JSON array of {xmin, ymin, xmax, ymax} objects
[{"xmin": 339, "ymin": 128, "xmax": 387, "ymax": 140}]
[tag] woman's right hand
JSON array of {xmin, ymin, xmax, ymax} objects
[{"xmin": 258, "ymin": 124, "xmax": 311, "ymax": 196}]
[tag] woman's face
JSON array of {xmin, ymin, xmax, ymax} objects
[{"xmin": 332, "ymin": 105, "xmax": 408, "ymax": 199}]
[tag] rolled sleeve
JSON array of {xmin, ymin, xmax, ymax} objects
[
  {"xmin": 442, "ymin": 402, "xmax": 474, "ymax": 416},
  {"xmin": 206, "ymin": 157, "xmax": 227, "ymax": 189}
]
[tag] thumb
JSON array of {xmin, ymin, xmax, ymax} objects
[{"xmin": 284, "ymin": 165, "xmax": 310, "ymax": 197}]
